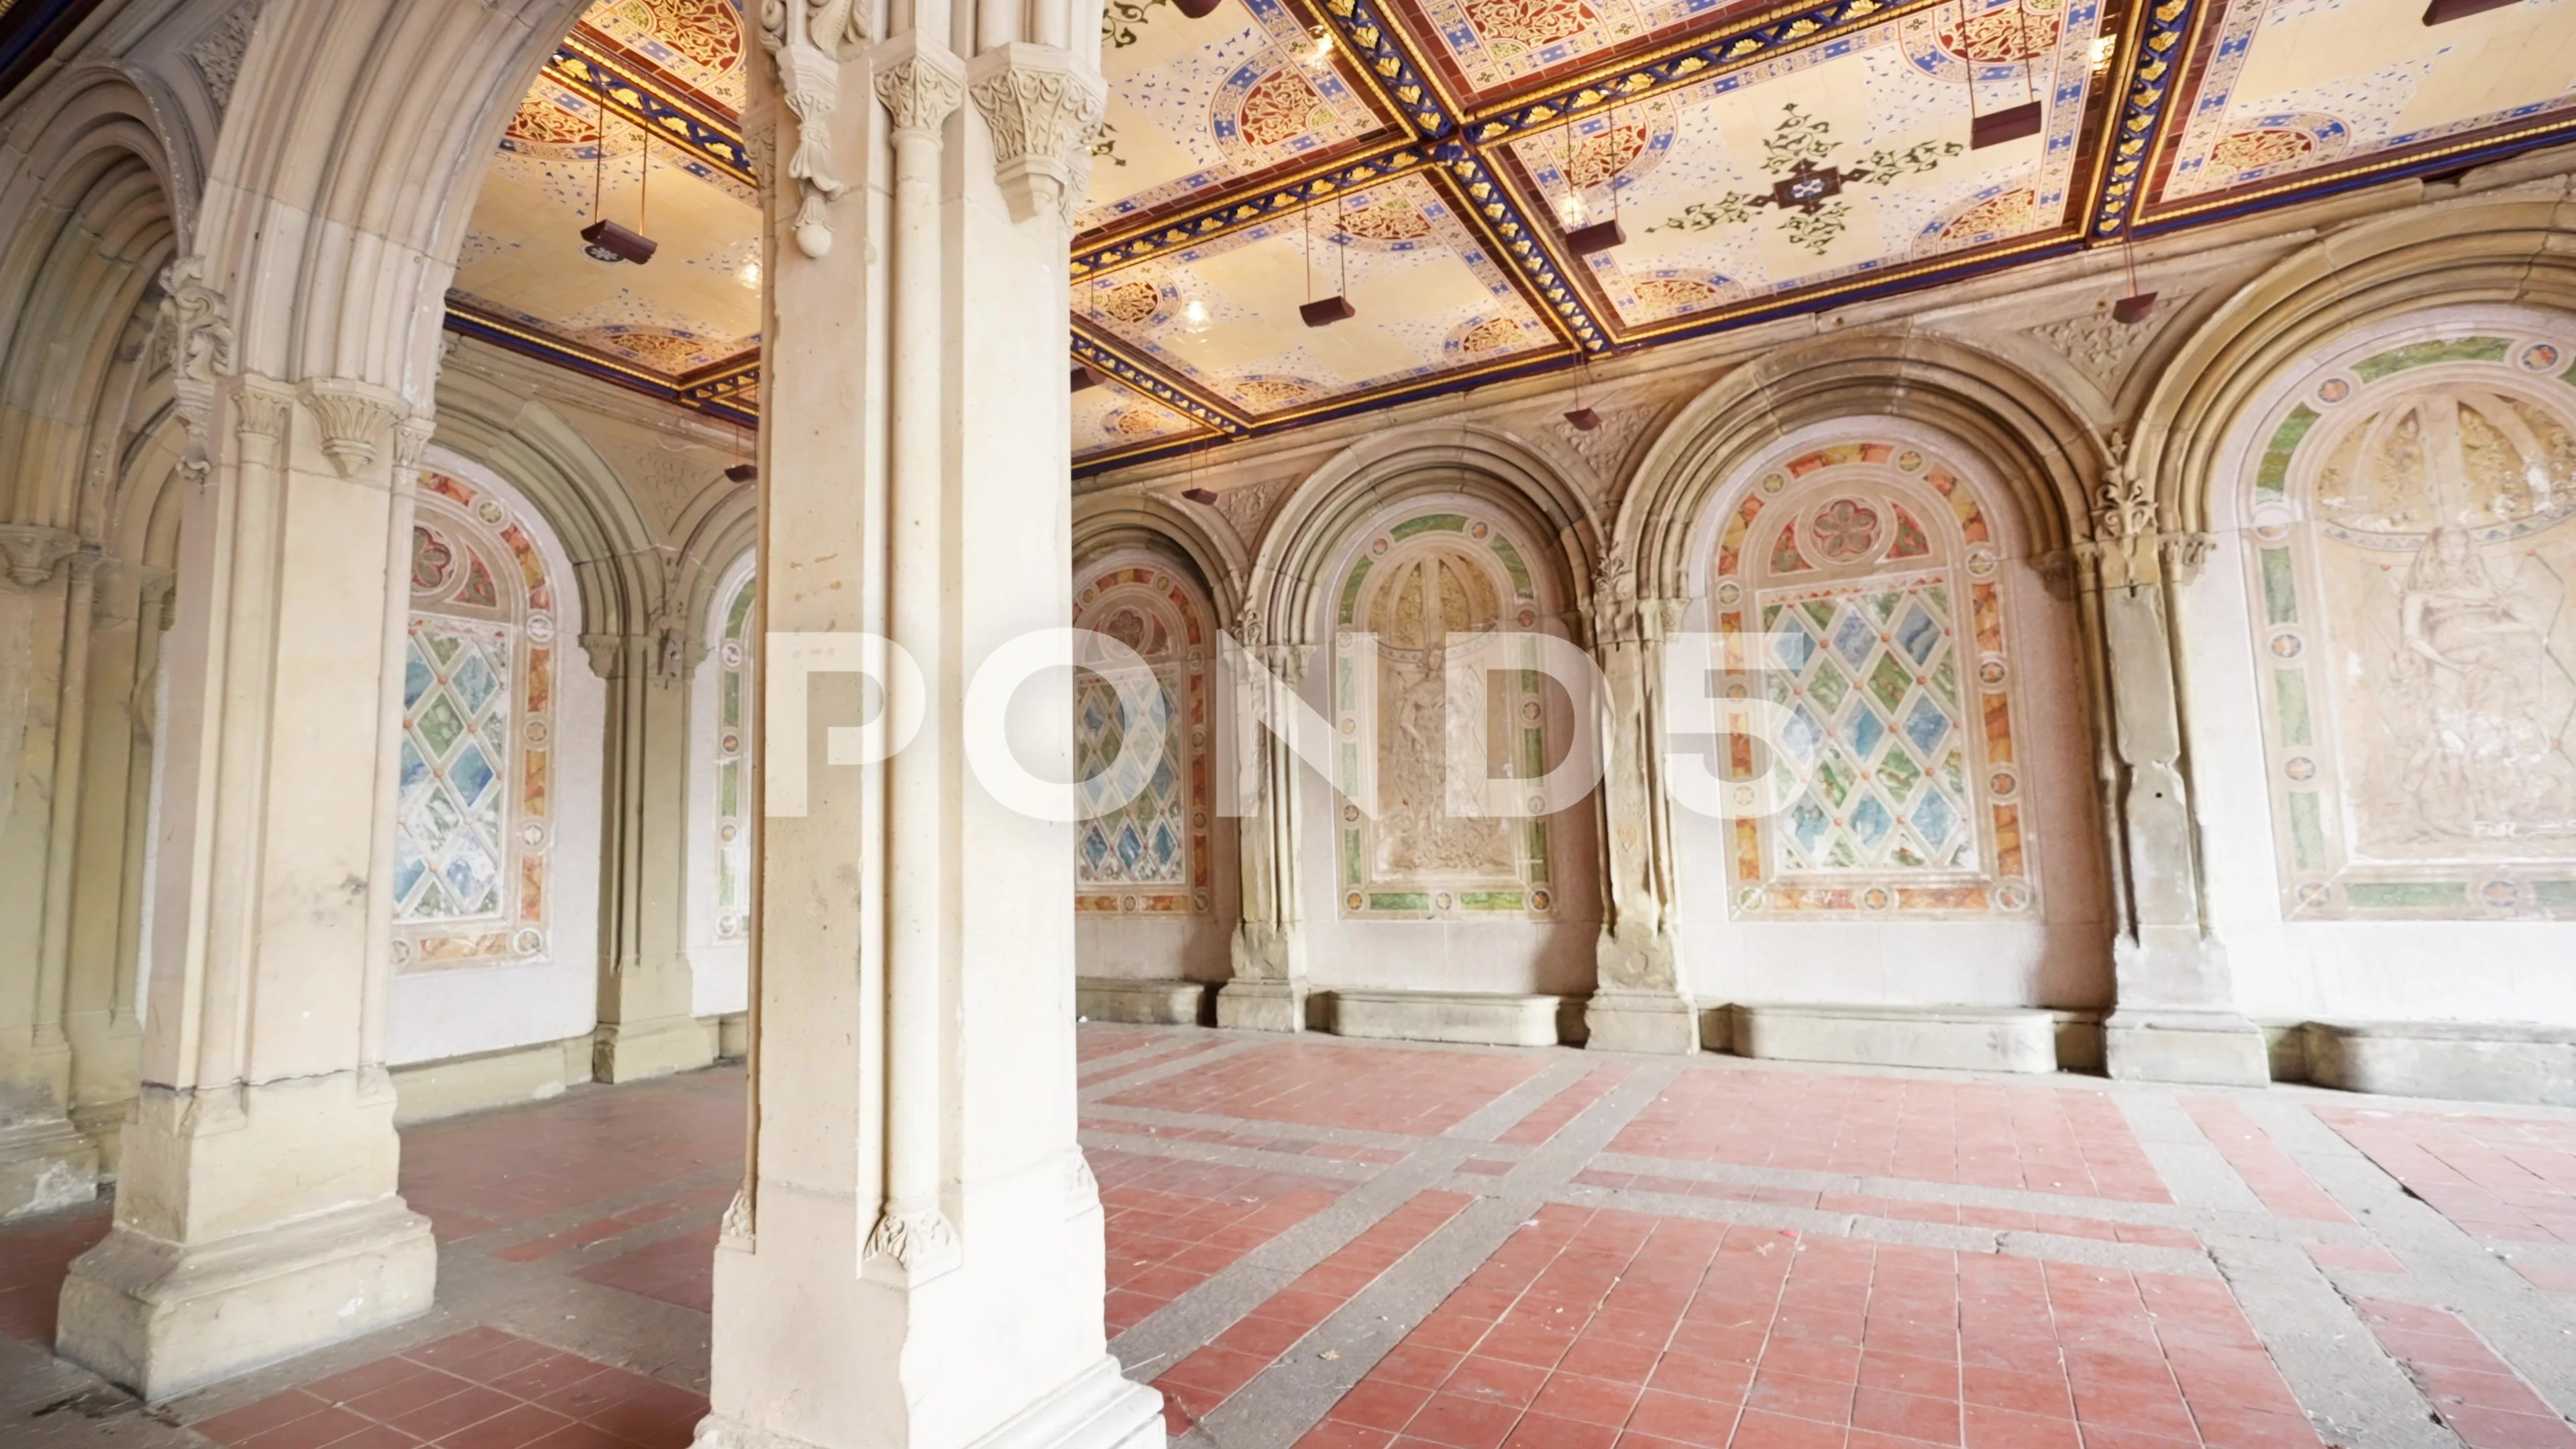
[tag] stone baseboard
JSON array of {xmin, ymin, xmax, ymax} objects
[
  {"xmin": 59, "ymin": 1195, "xmax": 435, "ymax": 1400},
  {"xmin": 716, "ymin": 1012, "xmax": 750, "ymax": 1060},
  {"xmin": 2103, "ymin": 1010, "xmax": 2270, "ymax": 1086},
  {"xmin": 1075, "ymin": 977, "xmax": 1210, "ymax": 1026},
  {"xmin": 1216, "ymin": 980, "xmax": 1305, "ymax": 1033},
  {"xmin": 0, "ymin": 1115, "xmax": 100, "ymax": 1221},
  {"xmin": 595, "ymin": 1016, "xmax": 721, "ymax": 1083},
  {"xmin": 390, "ymin": 1036, "xmax": 593, "ymax": 1127},
  {"xmin": 1584, "ymin": 995, "xmax": 1699, "ymax": 1055},
  {"xmin": 694, "ymin": 1355, "xmax": 1161, "ymax": 1449},
  {"xmin": 2303, "ymin": 1022, "xmax": 2576, "ymax": 1107},
  {"xmin": 1731, "ymin": 1004, "xmax": 2058, "ymax": 1073},
  {"xmin": 1324, "ymin": 990, "xmax": 1565, "ymax": 1048}
]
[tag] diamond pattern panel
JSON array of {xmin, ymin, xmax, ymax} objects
[{"xmin": 1764, "ymin": 576, "xmax": 1973, "ymax": 873}]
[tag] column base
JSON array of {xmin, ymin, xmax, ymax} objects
[
  {"xmin": 1215, "ymin": 980, "xmax": 1305, "ymax": 1033},
  {"xmin": 58, "ymin": 1195, "xmax": 435, "ymax": 1400},
  {"xmin": 2103, "ymin": 1010, "xmax": 2271, "ymax": 1086},
  {"xmin": 1583, "ymin": 994, "xmax": 1701, "ymax": 1055},
  {"xmin": 0, "ymin": 1114, "xmax": 101, "ymax": 1220},
  {"xmin": 594, "ymin": 1015, "xmax": 719, "ymax": 1083},
  {"xmin": 695, "ymin": 1356, "xmax": 1160, "ymax": 1449}
]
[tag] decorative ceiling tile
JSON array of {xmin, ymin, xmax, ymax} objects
[
  {"xmin": 1080, "ymin": 171, "xmax": 1558, "ymax": 418},
  {"xmin": 1499, "ymin": 0, "xmax": 2106, "ymax": 337},
  {"xmin": 2149, "ymin": 0, "xmax": 2576, "ymax": 215},
  {"xmin": 1086, "ymin": 0, "xmax": 1396, "ymax": 235}
]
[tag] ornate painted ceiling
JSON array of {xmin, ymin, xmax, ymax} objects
[{"xmin": 438, "ymin": 0, "xmax": 2576, "ymax": 461}]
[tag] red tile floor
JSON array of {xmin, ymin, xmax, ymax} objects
[{"xmin": 3, "ymin": 1028, "xmax": 2574, "ymax": 1449}]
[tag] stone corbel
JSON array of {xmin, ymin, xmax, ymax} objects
[
  {"xmin": 0, "ymin": 525, "xmax": 78, "ymax": 588},
  {"xmin": 762, "ymin": 0, "xmax": 867, "ymax": 258},
  {"xmin": 299, "ymin": 381, "xmax": 404, "ymax": 478},
  {"xmin": 965, "ymin": 43, "xmax": 1106, "ymax": 224},
  {"xmin": 159, "ymin": 256, "xmax": 235, "ymax": 486}
]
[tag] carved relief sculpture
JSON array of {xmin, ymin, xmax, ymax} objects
[{"xmin": 2244, "ymin": 319, "xmax": 2576, "ymax": 918}]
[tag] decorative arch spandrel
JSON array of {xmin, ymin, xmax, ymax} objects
[
  {"xmin": 2235, "ymin": 312, "xmax": 2576, "ymax": 920},
  {"xmin": 1711, "ymin": 439, "xmax": 2036, "ymax": 919}
]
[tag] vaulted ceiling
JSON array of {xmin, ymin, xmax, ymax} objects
[{"xmin": 439, "ymin": 0, "xmax": 2576, "ymax": 464}]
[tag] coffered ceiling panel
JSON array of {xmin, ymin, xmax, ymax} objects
[
  {"xmin": 1497, "ymin": 0, "xmax": 2106, "ymax": 336},
  {"xmin": 1387, "ymin": 0, "xmax": 1771, "ymax": 107},
  {"xmin": 1079, "ymin": 172, "xmax": 1561, "ymax": 420},
  {"xmin": 1087, "ymin": 0, "xmax": 1401, "ymax": 234},
  {"xmin": 2145, "ymin": 0, "xmax": 2576, "ymax": 220},
  {"xmin": 417, "ymin": 0, "xmax": 2576, "ymax": 469}
]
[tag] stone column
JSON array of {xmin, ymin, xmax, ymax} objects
[
  {"xmin": 587, "ymin": 604, "xmax": 716, "ymax": 1082},
  {"xmin": 1583, "ymin": 559, "xmax": 1698, "ymax": 1054},
  {"xmin": 64, "ymin": 562, "xmax": 168, "ymax": 1167},
  {"xmin": 698, "ymin": 12, "xmax": 1158, "ymax": 1447},
  {"xmin": 0, "ymin": 527, "xmax": 106, "ymax": 1218},
  {"xmin": 1220, "ymin": 620, "xmax": 1310, "ymax": 1033},
  {"xmin": 55, "ymin": 311, "xmax": 437, "ymax": 1395},
  {"xmin": 2081, "ymin": 465, "xmax": 2266, "ymax": 1085}
]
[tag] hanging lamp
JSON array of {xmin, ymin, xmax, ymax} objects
[{"xmin": 580, "ymin": 69, "xmax": 659, "ymax": 264}]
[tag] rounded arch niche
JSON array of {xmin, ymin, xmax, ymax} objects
[
  {"xmin": 1072, "ymin": 559, "xmax": 1215, "ymax": 918},
  {"xmin": 1674, "ymin": 423, "xmax": 2104, "ymax": 1008},
  {"xmin": 2220, "ymin": 306, "xmax": 2576, "ymax": 922},
  {"xmin": 1329, "ymin": 504, "xmax": 1562, "ymax": 923}
]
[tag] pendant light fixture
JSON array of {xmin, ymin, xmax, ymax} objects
[
  {"xmin": 1563, "ymin": 355, "xmax": 1603, "ymax": 431},
  {"xmin": 1967, "ymin": 2, "xmax": 2043, "ymax": 148},
  {"xmin": 2111, "ymin": 233, "xmax": 2155, "ymax": 323},
  {"xmin": 1560, "ymin": 110, "xmax": 1626, "ymax": 256},
  {"xmin": 723, "ymin": 419, "xmax": 757, "ymax": 482},
  {"xmin": 1299, "ymin": 188, "xmax": 1354, "ymax": 327},
  {"xmin": 1175, "ymin": 0, "xmax": 1224, "ymax": 17},
  {"xmin": 580, "ymin": 66, "xmax": 658, "ymax": 264}
]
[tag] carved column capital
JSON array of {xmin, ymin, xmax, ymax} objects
[
  {"xmin": 0, "ymin": 524, "xmax": 78, "ymax": 588},
  {"xmin": 232, "ymin": 380, "xmax": 294, "ymax": 443},
  {"xmin": 965, "ymin": 43, "xmax": 1105, "ymax": 223},
  {"xmin": 299, "ymin": 381, "xmax": 405, "ymax": 480},
  {"xmin": 875, "ymin": 38, "xmax": 965, "ymax": 138},
  {"xmin": 390, "ymin": 416, "xmax": 437, "ymax": 489}
]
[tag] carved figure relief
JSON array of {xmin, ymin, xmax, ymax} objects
[
  {"xmin": 1333, "ymin": 511, "xmax": 1555, "ymax": 920},
  {"xmin": 2244, "ymin": 319, "xmax": 2576, "ymax": 918},
  {"xmin": 1713, "ymin": 440, "xmax": 2035, "ymax": 918},
  {"xmin": 1073, "ymin": 566, "xmax": 1212, "ymax": 915},
  {"xmin": 394, "ymin": 475, "xmax": 561, "ymax": 971}
]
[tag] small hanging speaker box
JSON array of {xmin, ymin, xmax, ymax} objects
[
  {"xmin": 1970, "ymin": 101, "xmax": 2043, "ymax": 149},
  {"xmin": 1299, "ymin": 296, "xmax": 1356, "ymax": 327},
  {"xmin": 1564, "ymin": 219, "xmax": 1625, "ymax": 256},
  {"xmin": 1562, "ymin": 407, "xmax": 1603, "ymax": 432},
  {"xmin": 2422, "ymin": 0, "xmax": 2520, "ymax": 21},
  {"xmin": 723, "ymin": 463, "xmax": 758, "ymax": 484},
  {"xmin": 1071, "ymin": 364, "xmax": 1104, "ymax": 392},
  {"xmin": 1175, "ymin": 0, "xmax": 1224, "ymax": 15},
  {"xmin": 1181, "ymin": 487, "xmax": 1219, "ymax": 504},
  {"xmin": 580, "ymin": 218, "xmax": 657, "ymax": 264},
  {"xmin": 2112, "ymin": 292, "xmax": 2158, "ymax": 325}
]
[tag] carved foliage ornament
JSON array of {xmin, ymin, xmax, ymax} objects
[
  {"xmin": 761, "ymin": 0, "xmax": 867, "ymax": 258},
  {"xmin": 159, "ymin": 257, "xmax": 235, "ymax": 486},
  {"xmin": 966, "ymin": 45, "xmax": 1106, "ymax": 225}
]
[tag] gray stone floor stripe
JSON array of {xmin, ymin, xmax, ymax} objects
[{"xmin": 1187, "ymin": 1059, "xmax": 1689, "ymax": 1449}]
